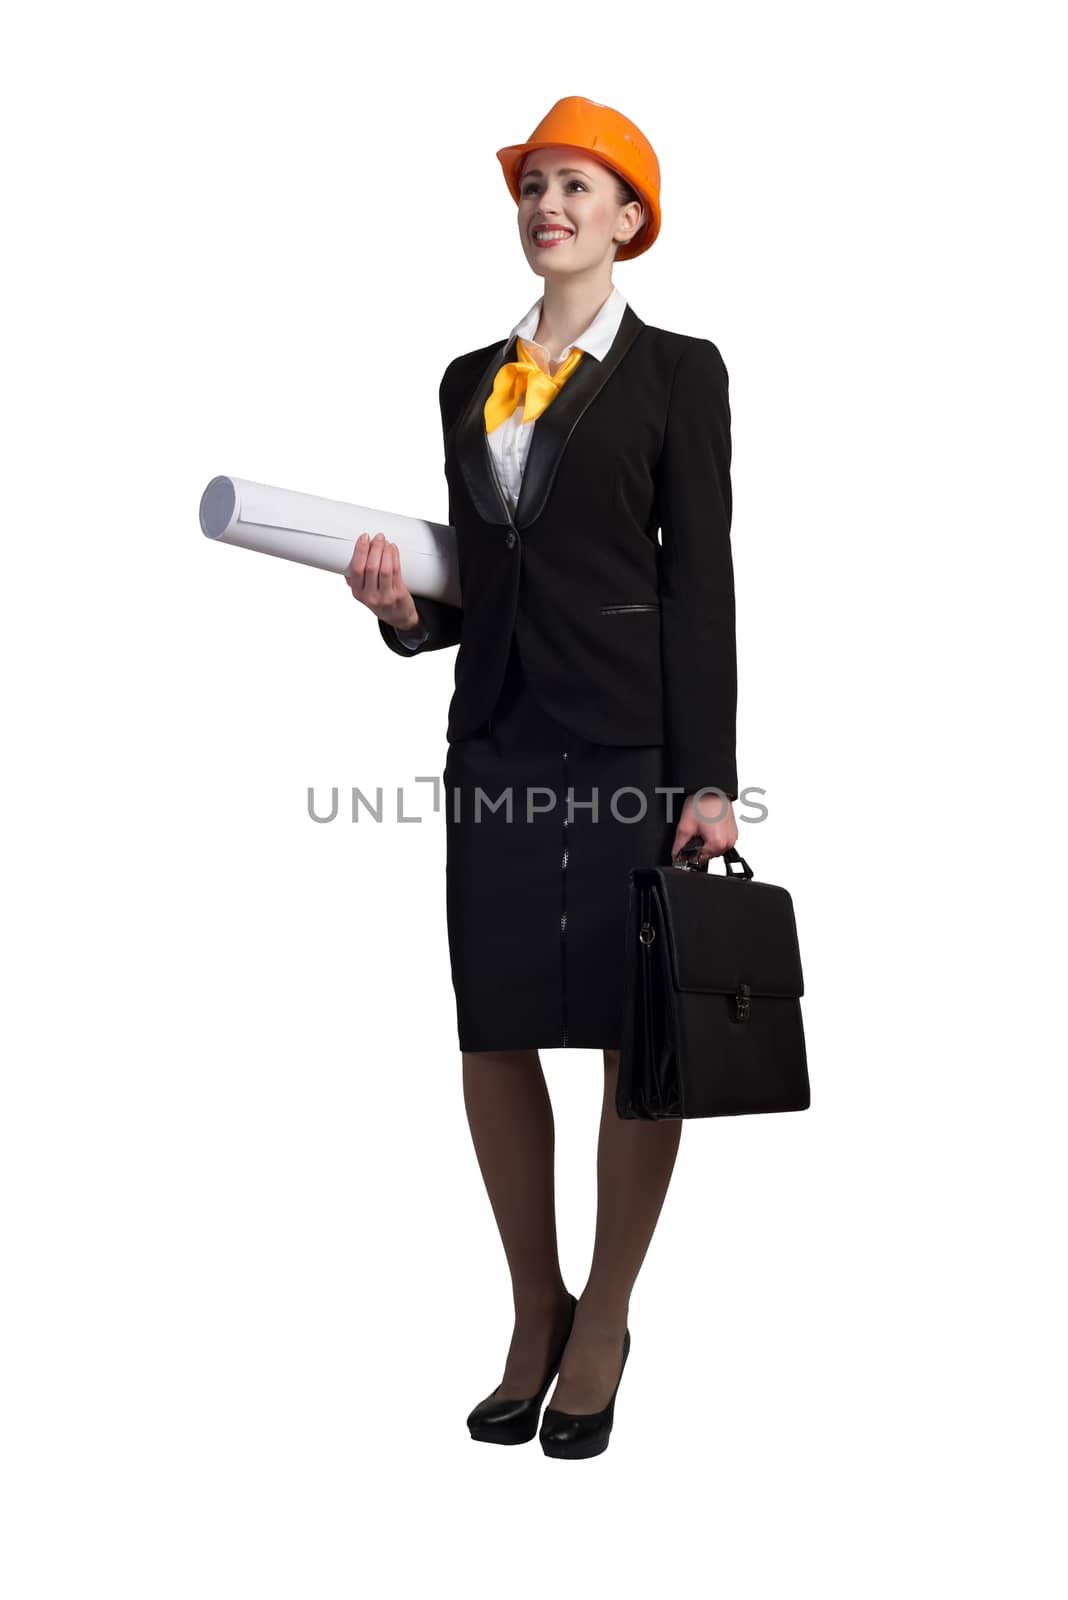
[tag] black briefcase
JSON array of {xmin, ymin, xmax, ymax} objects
[{"xmin": 616, "ymin": 847, "xmax": 810, "ymax": 1120}]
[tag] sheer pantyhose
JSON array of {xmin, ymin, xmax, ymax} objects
[{"xmin": 461, "ymin": 1046, "xmax": 682, "ymax": 1414}]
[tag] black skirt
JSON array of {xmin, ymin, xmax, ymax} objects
[{"xmin": 443, "ymin": 633, "xmax": 678, "ymax": 1052}]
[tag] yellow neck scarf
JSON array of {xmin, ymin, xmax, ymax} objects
[{"xmin": 483, "ymin": 337, "xmax": 585, "ymax": 432}]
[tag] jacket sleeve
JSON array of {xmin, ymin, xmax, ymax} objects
[
  {"xmin": 654, "ymin": 338, "xmax": 738, "ymax": 801},
  {"xmin": 378, "ymin": 363, "xmax": 464, "ymax": 658},
  {"xmin": 378, "ymin": 592, "xmax": 461, "ymax": 657}
]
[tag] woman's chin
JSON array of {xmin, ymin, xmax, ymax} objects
[{"xmin": 526, "ymin": 252, "xmax": 579, "ymax": 278}]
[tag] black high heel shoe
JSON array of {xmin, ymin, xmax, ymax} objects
[
  {"xmin": 539, "ymin": 1327, "xmax": 631, "ymax": 1460},
  {"xmin": 467, "ymin": 1293, "xmax": 578, "ymax": 1446}
]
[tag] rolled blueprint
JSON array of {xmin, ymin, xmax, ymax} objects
[{"xmin": 199, "ymin": 475, "xmax": 461, "ymax": 607}]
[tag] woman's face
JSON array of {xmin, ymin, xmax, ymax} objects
[{"xmin": 516, "ymin": 144, "xmax": 643, "ymax": 277}]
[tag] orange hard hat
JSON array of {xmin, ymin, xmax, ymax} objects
[{"xmin": 495, "ymin": 96, "xmax": 661, "ymax": 262}]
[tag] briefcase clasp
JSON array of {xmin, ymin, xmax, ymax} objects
[
  {"xmin": 734, "ymin": 982, "xmax": 752, "ymax": 1023},
  {"xmin": 639, "ymin": 921, "xmax": 656, "ymax": 945}
]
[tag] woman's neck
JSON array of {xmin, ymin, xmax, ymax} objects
[{"xmin": 534, "ymin": 275, "xmax": 614, "ymax": 362}]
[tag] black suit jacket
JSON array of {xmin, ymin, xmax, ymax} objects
[{"xmin": 378, "ymin": 301, "xmax": 738, "ymax": 800}]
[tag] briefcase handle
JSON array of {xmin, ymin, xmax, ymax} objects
[{"xmin": 670, "ymin": 843, "xmax": 754, "ymax": 879}]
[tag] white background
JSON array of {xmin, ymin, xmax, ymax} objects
[{"xmin": 3, "ymin": 2, "xmax": 1065, "ymax": 1595}]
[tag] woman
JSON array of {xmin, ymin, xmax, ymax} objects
[{"xmin": 345, "ymin": 96, "xmax": 738, "ymax": 1460}]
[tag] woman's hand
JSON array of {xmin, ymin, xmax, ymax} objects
[
  {"xmin": 671, "ymin": 791, "xmax": 738, "ymax": 865},
  {"xmin": 343, "ymin": 532, "xmax": 422, "ymax": 631}
]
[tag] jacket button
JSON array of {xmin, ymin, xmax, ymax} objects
[{"xmin": 505, "ymin": 530, "xmax": 517, "ymax": 548}]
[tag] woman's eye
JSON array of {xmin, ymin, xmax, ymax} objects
[{"xmin": 521, "ymin": 179, "xmax": 586, "ymax": 195}]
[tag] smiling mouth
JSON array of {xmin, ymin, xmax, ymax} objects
[{"xmin": 532, "ymin": 227, "xmax": 574, "ymax": 247}]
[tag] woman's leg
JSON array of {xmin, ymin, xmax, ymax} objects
[
  {"xmin": 547, "ymin": 1046, "xmax": 683, "ymax": 1412},
  {"xmin": 462, "ymin": 1048, "xmax": 574, "ymax": 1398}
]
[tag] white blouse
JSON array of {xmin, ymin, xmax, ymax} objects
[{"xmin": 395, "ymin": 285, "xmax": 629, "ymax": 648}]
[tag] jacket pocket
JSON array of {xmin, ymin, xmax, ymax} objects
[{"xmin": 599, "ymin": 602, "xmax": 660, "ymax": 615}]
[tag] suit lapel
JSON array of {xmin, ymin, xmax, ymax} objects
[
  {"xmin": 454, "ymin": 302, "xmax": 645, "ymax": 530},
  {"xmin": 454, "ymin": 334, "xmax": 519, "ymax": 526}
]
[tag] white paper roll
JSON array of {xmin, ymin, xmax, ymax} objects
[{"xmin": 199, "ymin": 475, "xmax": 461, "ymax": 607}]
